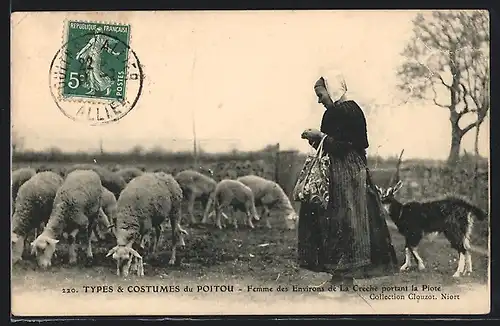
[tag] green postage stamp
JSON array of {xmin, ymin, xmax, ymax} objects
[
  {"xmin": 63, "ymin": 21, "xmax": 131, "ymax": 101},
  {"xmin": 49, "ymin": 20, "xmax": 143, "ymax": 125}
]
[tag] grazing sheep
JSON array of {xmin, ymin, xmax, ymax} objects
[
  {"xmin": 30, "ymin": 170, "xmax": 109, "ymax": 268},
  {"xmin": 65, "ymin": 164, "xmax": 127, "ymax": 199},
  {"xmin": 116, "ymin": 167, "xmax": 144, "ymax": 184},
  {"xmin": 36, "ymin": 165, "xmax": 67, "ymax": 177},
  {"xmin": 106, "ymin": 172, "xmax": 188, "ymax": 277},
  {"xmin": 109, "ymin": 164, "xmax": 123, "ymax": 172},
  {"xmin": 11, "ymin": 168, "xmax": 37, "ymax": 210},
  {"xmin": 136, "ymin": 165, "xmax": 148, "ymax": 172},
  {"xmin": 11, "ymin": 171, "xmax": 64, "ymax": 264},
  {"xmin": 174, "ymin": 169, "xmax": 217, "ymax": 225},
  {"xmin": 204, "ymin": 179, "xmax": 260, "ymax": 230},
  {"xmin": 237, "ymin": 175, "xmax": 298, "ymax": 230}
]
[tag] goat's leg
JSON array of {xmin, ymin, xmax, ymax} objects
[
  {"xmin": 465, "ymin": 250, "xmax": 473, "ymax": 274},
  {"xmin": 409, "ymin": 247, "xmax": 425, "ymax": 270},
  {"xmin": 399, "ymin": 247, "xmax": 412, "ymax": 271},
  {"xmin": 453, "ymin": 251, "xmax": 466, "ymax": 277},
  {"xmin": 68, "ymin": 229, "xmax": 80, "ymax": 265}
]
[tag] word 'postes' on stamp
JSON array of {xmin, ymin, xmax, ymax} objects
[{"xmin": 49, "ymin": 21, "xmax": 144, "ymax": 125}]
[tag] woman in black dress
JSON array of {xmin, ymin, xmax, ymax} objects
[{"xmin": 299, "ymin": 71, "xmax": 397, "ymax": 285}]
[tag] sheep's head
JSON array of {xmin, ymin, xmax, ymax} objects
[
  {"xmin": 30, "ymin": 235, "xmax": 59, "ymax": 269},
  {"xmin": 284, "ymin": 211, "xmax": 298, "ymax": 230},
  {"xmin": 106, "ymin": 245, "xmax": 142, "ymax": 277},
  {"xmin": 95, "ymin": 222, "xmax": 116, "ymax": 242},
  {"xmin": 11, "ymin": 232, "xmax": 25, "ymax": 264}
]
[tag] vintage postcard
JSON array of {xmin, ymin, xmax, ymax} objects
[{"xmin": 10, "ymin": 10, "xmax": 490, "ymax": 316}]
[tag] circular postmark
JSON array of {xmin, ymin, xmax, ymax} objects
[{"xmin": 49, "ymin": 25, "xmax": 144, "ymax": 126}]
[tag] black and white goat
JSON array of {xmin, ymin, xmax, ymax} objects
[{"xmin": 377, "ymin": 180, "xmax": 487, "ymax": 278}]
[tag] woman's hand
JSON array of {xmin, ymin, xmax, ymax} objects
[{"xmin": 301, "ymin": 128, "xmax": 324, "ymax": 142}]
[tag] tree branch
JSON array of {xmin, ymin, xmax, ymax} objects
[
  {"xmin": 431, "ymin": 83, "xmax": 449, "ymax": 108},
  {"xmin": 462, "ymin": 115, "xmax": 486, "ymax": 135},
  {"xmin": 434, "ymin": 72, "xmax": 452, "ymax": 89}
]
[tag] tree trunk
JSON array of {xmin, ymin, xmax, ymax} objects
[
  {"xmin": 447, "ymin": 123, "xmax": 462, "ymax": 166},
  {"xmin": 472, "ymin": 122, "xmax": 481, "ymax": 202},
  {"xmin": 474, "ymin": 123, "xmax": 480, "ymax": 157}
]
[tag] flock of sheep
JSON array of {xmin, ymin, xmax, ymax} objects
[{"xmin": 11, "ymin": 164, "xmax": 298, "ymax": 277}]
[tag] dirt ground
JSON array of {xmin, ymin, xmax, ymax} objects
[{"xmin": 11, "ymin": 211, "xmax": 490, "ymax": 316}]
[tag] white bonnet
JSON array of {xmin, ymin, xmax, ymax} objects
[{"xmin": 320, "ymin": 70, "xmax": 349, "ymax": 103}]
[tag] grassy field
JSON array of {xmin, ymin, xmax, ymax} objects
[
  {"xmin": 12, "ymin": 206, "xmax": 490, "ymax": 315},
  {"xmin": 11, "ymin": 154, "xmax": 490, "ymax": 315}
]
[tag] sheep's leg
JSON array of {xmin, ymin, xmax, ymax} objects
[
  {"xmin": 231, "ymin": 207, "xmax": 239, "ymax": 229},
  {"xmin": 246, "ymin": 211, "xmax": 255, "ymax": 229},
  {"xmin": 152, "ymin": 225, "xmax": 162, "ymax": 256},
  {"xmin": 86, "ymin": 222, "xmax": 94, "ymax": 259},
  {"xmin": 123, "ymin": 255, "xmax": 134, "ymax": 277},
  {"xmin": 168, "ymin": 217, "xmax": 177, "ymax": 265},
  {"xmin": 68, "ymin": 229, "xmax": 80, "ymax": 265},
  {"xmin": 96, "ymin": 208, "xmax": 111, "ymax": 240},
  {"xmin": 262, "ymin": 206, "xmax": 272, "ymax": 229},
  {"xmin": 139, "ymin": 233, "xmax": 148, "ymax": 251},
  {"xmin": 187, "ymin": 194, "xmax": 197, "ymax": 225},
  {"xmin": 34, "ymin": 222, "xmax": 46, "ymax": 241},
  {"xmin": 167, "ymin": 203, "xmax": 187, "ymax": 266},
  {"xmin": 201, "ymin": 195, "xmax": 214, "ymax": 224},
  {"xmin": 215, "ymin": 203, "xmax": 224, "ymax": 230},
  {"xmin": 91, "ymin": 220, "xmax": 101, "ymax": 242}
]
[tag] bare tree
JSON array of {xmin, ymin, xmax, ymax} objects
[{"xmin": 397, "ymin": 10, "xmax": 489, "ymax": 166}]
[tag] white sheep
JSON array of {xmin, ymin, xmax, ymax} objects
[
  {"xmin": 30, "ymin": 170, "xmax": 109, "ymax": 268},
  {"xmin": 204, "ymin": 179, "xmax": 261, "ymax": 230},
  {"xmin": 65, "ymin": 164, "xmax": 127, "ymax": 199},
  {"xmin": 12, "ymin": 168, "xmax": 37, "ymax": 211},
  {"xmin": 11, "ymin": 171, "xmax": 64, "ymax": 265},
  {"xmin": 237, "ymin": 175, "xmax": 298, "ymax": 230},
  {"xmin": 116, "ymin": 167, "xmax": 144, "ymax": 184},
  {"xmin": 174, "ymin": 169, "xmax": 217, "ymax": 225},
  {"xmin": 106, "ymin": 172, "xmax": 188, "ymax": 277}
]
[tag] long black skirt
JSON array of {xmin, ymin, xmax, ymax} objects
[{"xmin": 297, "ymin": 151, "xmax": 397, "ymax": 277}]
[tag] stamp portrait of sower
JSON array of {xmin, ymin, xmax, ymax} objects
[{"xmin": 49, "ymin": 21, "xmax": 143, "ymax": 125}]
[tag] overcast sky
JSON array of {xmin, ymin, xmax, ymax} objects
[{"xmin": 11, "ymin": 10, "xmax": 489, "ymax": 159}]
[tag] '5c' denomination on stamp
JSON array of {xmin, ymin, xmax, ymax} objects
[{"xmin": 49, "ymin": 21, "xmax": 144, "ymax": 125}]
